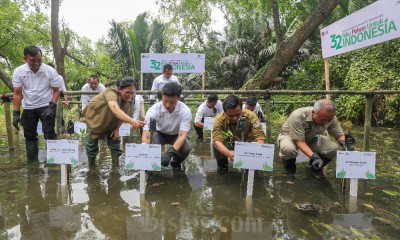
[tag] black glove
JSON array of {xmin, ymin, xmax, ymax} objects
[
  {"xmin": 149, "ymin": 99, "xmax": 156, "ymax": 106},
  {"xmin": 161, "ymin": 146, "xmax": 178, "ymax": 167},
  {"xmin": 309, "ymin": 152, "xmax": 324, "ymax": 171},
  {"xmin": 41, "ymin": 102, "xmax": 57, "ymax": 120},
  {"xmin": 13, "ymin": 110, "xmax": 21, "ymax": 131},
  {"xmin": 339, "ymin": 140, "xmax": 346, "ymax": 151},
  {"xmin": 60, "ymin": 90, "xmax": 64, "ymax": 98}
]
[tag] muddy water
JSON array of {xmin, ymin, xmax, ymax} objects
[{"xmin": 0, "ymin": 124, "xmax": 399, "ymax": 239}]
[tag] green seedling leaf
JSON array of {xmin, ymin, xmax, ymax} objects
[
  {"xmin": 382, "ymin": 190, "xmax": 400, "ymax": 197},
  {"xmin": 336, "ymin": 169, "xmax": 346, "ymax": 178},
  {"xmin": 365, "ymin": 170, "xmax": 375, "ymax": 179},
  {"xmin": 152, "ymin": 162, "xmax": 161, "ymax": 171},
  {"xmin": 47, "ymin": 155, "xmax": 55, "ymax": 164},
  {"xmin": 70, "ymin": 156, "xmax": 79, "ymax": 165},
  {"xmin": 350, "ymin": 226, "xmax": 365, "ymax": 238},
  {"xmin": 126, "ymin": 161, "xmax": 134, "ymax": 170},
  {"xmin": 233, "ymin": 160, "xmax": 243, "ymax": 169},
  {"xmin": 263, "ymin": 163, "xmax": 272, "ymax": 171}
]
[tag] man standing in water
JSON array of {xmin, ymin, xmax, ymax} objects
[
  {"xmin": 277, "ymin": 99, "xmax": 346, "ymax": 173},
  {"xmin": 149, "ymin": 64, "xmax": 181, "ymax": 105},
  {"xmin": 12, "ymin": 46, "xmax": 60, "ymax": 163}
]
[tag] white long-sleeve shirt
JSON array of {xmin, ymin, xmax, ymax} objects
[{"xmin": 194, "ymin": 100, "xmax": 223, "ymax": 123}]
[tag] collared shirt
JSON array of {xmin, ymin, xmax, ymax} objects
[
  {"xmin": 143, "ymin": 101, "xmax": 191, "ymax": 135},
  {"xmin": 194, "ymin": 100, "xmax": 223, "ymax": 123},
  {"xmin": 243, "ymin": 102, "xmax": 263, "ymax": 115},
  {"xmin": 212, "ymin": 109, "xmax": 265, "ymax": 143},
  {"xmin": 150, "ymin": 74, "xmax": 180, "ymax": 100},
  {"xmin": 83, "ymin": 88, "xmax": 132, "ymax": 139},
  {"xmin": 132, "ymin": 95, "xmax": 144, "ymax": 120},
  {"xmin": 81, "ymin": 82, "xmax": 106, "ymax": 110},
  {"xmin": 12, "ymin": 63, "xmax": 59, "ymax": 109},
  {"xmin": 279, "ymin": 107, "xmax": 344, "ymax": 141}
]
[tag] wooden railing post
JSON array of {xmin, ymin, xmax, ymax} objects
[{"xmin": 4, "ymin": 100, "xmax": 14, "ymax": 150}]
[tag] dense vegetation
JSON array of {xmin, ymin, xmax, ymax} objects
[{"xmin": 1, "ymin": 0, "xmax": 398, "ymax": 126}]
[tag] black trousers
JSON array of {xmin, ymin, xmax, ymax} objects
[
  {"xmin": 21, "ymin": 107, "xmax": 57, "ymax": 141},
  {"xmin": 194, "ymin": 118, "xmax": 204, "ymax": 138}
]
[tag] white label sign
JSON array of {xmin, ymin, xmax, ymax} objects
[
  {"xmin": 140, "ymin": 53, "xmax": 205, "ymax": 73},
  {"xmin": 336, "ymin": 151, "xmax": 376, "ymax": 179},
  {"xmin": 125, "ymin": 144, "xmax": 161, "ymax": 171},
  {"xmin": 203, "ymin": 117, "xmax": 215, "ymax": 131},
  {"xmin": 118, "ymin": 123, "xmax": 131, "ymax": 137},
  {"xmin": 321, "ymin": 0, "xmax": 400, "ymax": 58},
  {"xmin": 74, "ymin": 121, "xmax": 87, "ymax": 135},
  {"xmin": 47, "ymin": 140, "xmax": 79, "ymax": 165},
  {"xmin": 37, "ymin": 121, "xmax": 43, "ymax": 135},
  {"xmin": 233, "ymin": 142, "xmax": 275, "ymax": 171}
]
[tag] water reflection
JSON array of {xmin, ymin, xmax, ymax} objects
[
  {"xmin": 86, "ymin": 167, "xmax": 130, "ymax": 239},
  {"xmin": 0, "ymin": 125, "xmax": 399, "ymax": 239}
]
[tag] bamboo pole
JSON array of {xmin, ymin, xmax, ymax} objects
[
  {"xmin": 265, "ymin": 99, "xmax": 272, "ymax": 144},
  {"xmin": 56, "ymin": 99, "xmax": 62, "ymax": 137},
  {"xmin": 202, "ymin": 73, "xmax": 205, "ymax": 99},
  {"xmin": 324, "ymin": 58, "xmax": 330, "ymax": 100},
  {"xmin": 4, "ymin": 101, "xmax": 14, "ymax": 150}
]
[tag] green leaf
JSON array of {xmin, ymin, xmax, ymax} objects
[
  {"xmin": 126, "ymin": 161, "xmax": 134, "ymax": 170},
  {"xmin": 365, "ymin": 170, "xmax": 375, "ymax": 179},
  {"xmin": 262, "ymin": 163, "xmax": 272, "ymax": 171},
  {"xmin": 47, "ymin": 155, "xmax": 55, "ymax": 164},
  {"xmin": 336, "ymin": 169, "xmax": 346, "ymax": 178},
  {"xmin": 382, "ymin": 190, "xmax": 400, "ymax": 197},
  {"xmin": 70, "ymin": 156, "xmax": 79, "ymax": 165},
  {"xmin": 151, "ymin": 162, "xmax": 161, "ymax": 171},
  {"xmin": 350, "ymin": 226, "xmax": 365, "ymax": 238},
  {"xmin": 233, "ymin": 160, "xmax": 243, "ymax": 169}
]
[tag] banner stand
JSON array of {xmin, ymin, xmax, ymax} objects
[
  {"xmin": 61, "ymin": 164, "xmax": 67, "ymax": 187},
  {"xmin": 350, "ymin": 178, "xmax": 358, "ymax": 197},
  {"xmin": 140, "ymin": 170, "xmax": 146, "ymax": 195},
  {"xmin": 246, "ymin": 170, "xmax": 255, "ymax": 196},
  {"xmin": 324, "ymin": 58, "xmax": 330, "ymax": 100}
]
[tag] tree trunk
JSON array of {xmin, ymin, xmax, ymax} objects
[
  {"xmin": 260, "ymin": 0, "xmax": 340, "ymax": 89},
  {"xmin": 51, "ymin": 0, "xmax": 67, "ymax": 84},
  {"xmin": 0, "ymin": 70, "xmax": 13, "ymax": 91},
  {"xmin": 272, "ymin": 0, "xmax": 282, "ymax": 46}
]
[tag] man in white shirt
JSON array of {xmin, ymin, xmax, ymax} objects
[
  {"xmin": 243, "ymin": 96, "xmax": 264, "ymax": 121},
  {"xmin": 142, "ymin": 82, "xmax": 192, "ymax": 168},
  {"xmin": 149, "ymin": 64, "xmax": 180, "ymax": 105},
  {"xmin": 81, "ymin": 75, "xmax": 106, "ymax": 110},
  {"xmin": 193, "ymin": 94, "xmax": 223, "ymax": 139},
  {"xmin": 12, "ymin": 46, "xmax": 60, "ymax": 163}
]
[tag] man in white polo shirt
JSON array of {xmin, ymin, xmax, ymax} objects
[
  {"xmin": 81, "ymin": 75, "xmax": 105, "ymax": 110},
  {"xmin": 243, "ymin": 96, "xmax": 264, "ymax": 121},
  {"xmin": 149, "ymin": 64, "xmax": 181, "ymax": 105},
  {"xmin": 142, "ymin": 82, "xmax": 192, "ymax": 168},
  {"xmin": 193, "ymin": 94, "xmax": 223, "ymax": 139},
  {"xmin": 12, "ymin": 46, "xmax": 60, "ymax": 163}
]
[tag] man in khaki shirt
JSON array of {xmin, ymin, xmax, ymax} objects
[
  {"xmin": 277, "ymin": 99, "xmax": 346, "ymax": 173},
  {"xmin": 213, "ymin": 95, "xmax": 266, "ymax": 171}
]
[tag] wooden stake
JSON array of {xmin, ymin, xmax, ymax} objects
[
  {"xmin": 324, "ymin": 58, "xmax": 330, "ymax": 100},
  {"xmin": 246, "ymin": 170, "xmax": 255, "ymax": 196}
]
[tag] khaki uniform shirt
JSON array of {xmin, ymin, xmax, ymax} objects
[
  {"xmin": 83, "ymin": 88, "xmax": 132, "ymax": 139},
  {"xmin": 278, "ymin": 107, "xmax": 344, "ymax": 141},
  {"xmin": 212, "ymin": 109, "xmax": 265, "ymax": 143}
]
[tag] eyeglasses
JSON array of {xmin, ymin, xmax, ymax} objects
[{"xmin": 123, "ymin": 91, "xmax": 136, "ymax": 95}]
